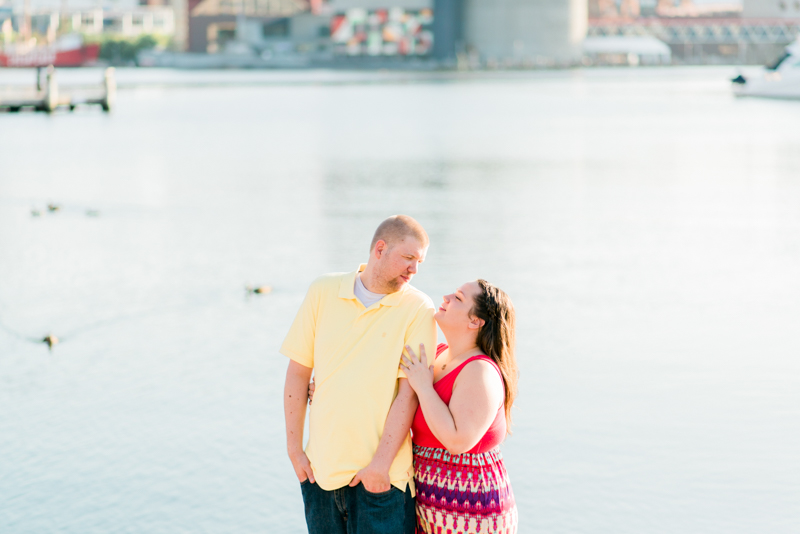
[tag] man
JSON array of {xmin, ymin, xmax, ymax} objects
[
  {"xmin": 280, "ymin": 215, "xmax": 436, "ymax": 534},
  {"xmin": 281, "ymin": 215, "xmax": 437, "ymax": 534}
]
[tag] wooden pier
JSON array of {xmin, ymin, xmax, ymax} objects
[{"xmin": 0, "ymin": 66, "xmax": 116, "ymax": 113}]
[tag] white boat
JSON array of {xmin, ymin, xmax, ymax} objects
[{"xmin": 732, "ymin": 39, "xmax": 800, "ymax": 99}]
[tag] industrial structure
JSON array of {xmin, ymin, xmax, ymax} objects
[
  {"xmin": 588, "ymin": 0, "xmax": 800, "ymax": 64},
  {"xmin": 457, "ymin": 0, "xmax": 586, "ymax": 65},
  {"xmin": 181, "ymin": 0, "xmax": 588, "ymax": 65}
]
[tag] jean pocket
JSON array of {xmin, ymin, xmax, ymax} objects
[
  {"xmin": 300, "ymin": 478, "xmax": 311, "ymax": 486},
  {"xmin": 361, "ymin": 484, "xmax": 395, "ymax": 497}
]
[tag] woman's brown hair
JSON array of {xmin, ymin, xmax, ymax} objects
[{"xmin": 471, "ymin": 279, "xmax": 518, "ymax": 431}]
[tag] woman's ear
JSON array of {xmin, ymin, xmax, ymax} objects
[{"xmin": 468, "ymin": 316, "xmax": 485, "ymax": 330}]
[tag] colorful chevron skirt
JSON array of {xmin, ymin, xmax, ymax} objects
[{"xmin": 413, "ymin": 445, "xmax": 518, "ymax": 534}]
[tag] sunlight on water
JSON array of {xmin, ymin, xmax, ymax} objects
[{"xmin": 1, "ymin": 67, "xmax": 799, "ymax": 533}]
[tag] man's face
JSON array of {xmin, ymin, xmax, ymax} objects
[{"xmin": 373, "ymin": 237, "xmax": 426, "ymax": 293}]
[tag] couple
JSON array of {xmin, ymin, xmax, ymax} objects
[{"xmin": 281, "ymin": 215, "xmax": 518, "ymax": 534}]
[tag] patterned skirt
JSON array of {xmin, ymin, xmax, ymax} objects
[{"xmin": 413, "ymin": 445, "xmax": 518, "ymax": 534}]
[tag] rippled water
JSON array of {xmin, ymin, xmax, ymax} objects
[{"xmin": 1, "ymin": 66, "xmax": 799, "ymax": 533}]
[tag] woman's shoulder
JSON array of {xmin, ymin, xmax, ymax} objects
[
  {"xmin": 461, "ymin": 356, "xmax": 501, "ymax": 377},
  {"xmin": 455, "ymin": 357, "xmax": 504, "ymax": 390},
  {"xmin": 451, "ymin": 357, "xmax": 505, "ymax": 405}
]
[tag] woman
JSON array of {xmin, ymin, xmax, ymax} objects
[{"xmin": 401, "ymin": 279, "xmax": 518, "ymax": 534}]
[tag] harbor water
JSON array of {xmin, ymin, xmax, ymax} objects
[{"xmin": 1, "ymin": 66, "xmax": 799, "ymax": 533}]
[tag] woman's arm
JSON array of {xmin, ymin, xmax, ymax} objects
[
  {"xmin": 350, "ymin": 378, "xmax": 418, "ymax": 492},
  {"xmin": 402, "ymin": 345, "xmax": 504, "ymax": 455}
]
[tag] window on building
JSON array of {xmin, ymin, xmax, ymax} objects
[
  {"xmin": 263, "ymin": 18, "xmax": 289, "ymax": 37},
  {"xmin": 103, "ymin": 18, "xmax": 121, "ymax": 31}
]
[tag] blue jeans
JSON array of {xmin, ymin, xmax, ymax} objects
[{"xmin": 300, "ymin": 479, "xmax": 415, "ymax": 534}]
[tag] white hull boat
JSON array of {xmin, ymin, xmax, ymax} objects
[{"xmin": 732, "ymin": 40, "xmax": 800, "ymax": 99}]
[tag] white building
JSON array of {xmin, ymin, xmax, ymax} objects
[
  {"xmin": 583, "ymin": 35, "xmax": 671, "ymax": 65},
  {"xmin": 68, "ymin": 7, "xmax": 176, "ymax": 37},
  {"xmin": 15, "ymin": 6, "xmax": 176, "ymax": 41},
  {"xmin": 743, "ymin": 0, "xmax": 800, "ymax": 18}
]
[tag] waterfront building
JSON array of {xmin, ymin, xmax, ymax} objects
[
  {"xmin": 743, "ymin": 0, "xmax": 800, "ymax": 17},
  {"xmin": 588, "ymin": 0, "xmax": 800, "ymax": 64},
  {"xmin": 583, "ymin": 35, "xmax": 671, "ymax": 65},
  {"xmin": 0, "ymin": 6, "xmax": 176, "ymax": 42},
  {"xmin": 73, "ymin": 8, "xmax": 176, "ymax": 38},
  {"xmin": 325, "ymin": 0, "xmax": 432, "ymax": 57},
  {"xmin": 186, "ymin": 0, "xmax": 308, "ymax": 53},
  {"xmin": 322, "ymin": 0, "xmax": 588, "ymax": 65},
  {"xmin": 141, "ymin": 0, "xmax": 189, "ymax": 51},
  {"xmin": 181, "ymin": 0, "xmax": 587, "ymax": 66}
]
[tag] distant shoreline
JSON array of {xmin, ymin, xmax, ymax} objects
[{"xmin": 0, "ymin": 64, "xmax": 741, "ymax": 92}]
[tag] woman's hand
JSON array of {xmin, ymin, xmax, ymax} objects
[
  {"xmin": 400, "ymin": 343, "xmax": 434, "ymax": 393},
  {"xmin": 349, "ymin": 462, "xmax": 391, "ymax": 493},
  {"xmin": 307, "ymin": 379, "xmax": 315, "ymax": 405}
]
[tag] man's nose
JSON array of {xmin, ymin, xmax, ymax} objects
[{"xmin": 408, "ymin": 261, "xmax": 418, "ymax": 274}]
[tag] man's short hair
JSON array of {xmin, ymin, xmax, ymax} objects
[{"xmin": 370, "ymin": 215, "xmax": 429, "ymax": 253}]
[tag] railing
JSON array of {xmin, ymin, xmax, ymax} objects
[{"xmin": 588, "ymin": 18, "xmax": 800, "ymax": 45}]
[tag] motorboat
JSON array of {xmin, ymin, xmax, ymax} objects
[{"xmin": 732, "ymin": 39, "xmax": 800, "ymax": 99}]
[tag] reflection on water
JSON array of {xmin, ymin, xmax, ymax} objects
[{"xmin": 1, "ymin": 67, "xmax": 799, "ymax": 534}]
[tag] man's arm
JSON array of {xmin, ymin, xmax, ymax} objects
[
  {"xmin": 284, "ymin": 359, "xmax": 315, "ymax": 483},
  {"xmin": 348, "ymin": 378, "xmax": 417, "ymax": 492}
]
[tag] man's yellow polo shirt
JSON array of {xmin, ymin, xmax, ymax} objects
[{"xmin": 280, "ymin": 264, "xmax": 437, "ymax": 493}]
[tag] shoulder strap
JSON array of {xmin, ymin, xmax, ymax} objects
[
  {"xmin": 464, "ymin": 355, "xmax": 501, "ymax": 374},
  {"xmin": 435, "ymin": 354, "xmax": 505, "ymax": 399}
]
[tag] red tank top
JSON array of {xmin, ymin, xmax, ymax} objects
[{"xmin": 411, "ymin": 343, "xmax": 507, "ymax": 453}]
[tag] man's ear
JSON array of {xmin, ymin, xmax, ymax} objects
[
  {"xmin": 467, "ymin": 316, "xmax": 485, "ymax": 330},
  {"xmin": 374, "ymin": 239, "xmax": 387, "ymax": 259}
]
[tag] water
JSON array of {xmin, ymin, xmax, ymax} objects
[{"xmin": 1, "ymin": 66, "xmax": 799, "ymax": 533}]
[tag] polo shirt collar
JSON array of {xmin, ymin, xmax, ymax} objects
[{"xmin": 339, "ymin": 264, "xmax": 405, "ymax": 307}]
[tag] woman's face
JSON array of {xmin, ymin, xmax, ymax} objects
[{"xmin": 434, "ymin": 281, "xmax": 483, "ymax": 331}]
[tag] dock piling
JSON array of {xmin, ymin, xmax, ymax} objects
[
  {"xmin": 44, "ymin": 65, "xmax": 58, "ymax": 113},
  {"xmin": 102, "ymin": 67, "xmax": 116, "ymax": 113}
]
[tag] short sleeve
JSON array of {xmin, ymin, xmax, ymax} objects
[
  {"xmin": 398, "ymin": 301, "xmax": 437, "ymax": 379},
  {"xmin": 279, "ymin": 280, "xmax": 320, "ymax": 368}
]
